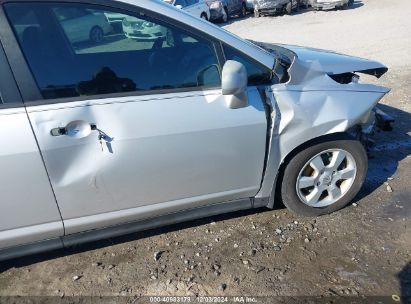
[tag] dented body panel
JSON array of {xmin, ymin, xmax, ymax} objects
[
  {"xmin": 26, "ymin": 88, "xmax": 267, "ymax": 235},
  {"xmin": 254, "ymin": 43, "xmax": 390, "ymax": 203}
]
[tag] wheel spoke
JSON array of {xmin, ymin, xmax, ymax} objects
[
  {"xmin": 337, "ymin": 167, "xmax": 356, "ymax": 180},
  {"xmin": 310, "ymin": 156, "xmax": 325, "ymax": 173},
  {"xmin": 296, "ymin": 148, "xmax": 357, "ymax": 208},
  {"xmin": 328, "ymin": 185, "xmax": 342, "ymax": 200},
  {"xmin": 306, "ymin": 187, "xmax": 323, "ymax": 205},
  {"xmin": 329, "ymin": 150, "xmax": 346, "ymax": 170},
  {"xmin": 298, "ymin": 176, "xmax": 316, "ymax": 189}
]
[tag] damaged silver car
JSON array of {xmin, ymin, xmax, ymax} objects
[
  {"xmin": 254, "ymin": 0, "xmax": 309, "ymax": 17},
  {"xmin": 310, "ymin": 0, "xmax": 354, "ymax": 10},
  {"xmin": 0, "ymin": 0, "xmax": 391, "ymax": 261},
  {"xmin": 254, "ymin": 0, "xmax": 297, "ymax": 17}
]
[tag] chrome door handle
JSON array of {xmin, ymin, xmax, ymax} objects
[{"xmin": 51, "ymin": 121, "xmax": 97, "ymax": 139}]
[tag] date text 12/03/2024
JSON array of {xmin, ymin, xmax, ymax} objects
[{"xmin": 149, "ymin": 296, "xmax": 258, "ymax": 303}]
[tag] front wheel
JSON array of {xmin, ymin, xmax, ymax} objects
[
  {"xmin": 280, "ymin": 138, "xmax": 367, "ymax": 216},
  {"xmin": 200, "ymin": 13, "xmax": 208, "ymax": 21},
  {"xmin": 239, "ymin": 3, "xmax": 247, "ymax": 17},
  {"xmin": 89, "ymin": 26, "xmax": 104, "ymax": 43},
  {"xmin": 285, "ymin": 1, "xmax": 293, "ymax": 14},
  {"xmin": 220, "ymin": 7, "xmax": 228, "ymax": 22}
]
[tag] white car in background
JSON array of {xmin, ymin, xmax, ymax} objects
[
  {"xmin": 164, "ymin": 0, "xmax": 211, "ymax": 20},
  {"xmin": 53, "ymin": 7, "xmax": 112, "ymax": 43}
]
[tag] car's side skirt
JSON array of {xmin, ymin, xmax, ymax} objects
[
  {"xmin": 0, "ymin": 198, "xmax": 253, "ymax": 262},
  {"xmin": 62, "ymin": 198, "xmax": 252, "ymax": 247}
]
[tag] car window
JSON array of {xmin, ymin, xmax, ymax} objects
[
  {"xmin": 223, "ymin": 45, "xmax": 272, "ymax": 85},
  {"xmin": 5, "ymin": 3, "xmax": 221, "ymax": 100}
]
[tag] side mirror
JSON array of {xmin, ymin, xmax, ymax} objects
[
  {"xmin": 175, "ymin": 4, "xmax": 183, "ymax": 9},
  {"xmin": 222, "ymin": 60, "xmax": 248, "ymax": 109}
]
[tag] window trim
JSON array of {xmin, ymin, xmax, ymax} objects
[
  {"xmin": 0, "ymin": 5, "xmax": 42, "ymax": 103},
  {"xmin": 0, "ymin": 34, "xmax": 23, "ymax": 109},
  {"xmin": 221, "ymin": 42, "xmax": 275, "ymax": 86},
  {"xmin": 0, "ymin": 0, "xmax": 225, "ymax": 106}
]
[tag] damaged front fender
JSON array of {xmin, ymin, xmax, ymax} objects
[{"xmin": 255, "ymin": 51, "xmax": 390, "ymax": 208}]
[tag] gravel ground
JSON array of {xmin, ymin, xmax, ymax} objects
[{"xmin": 0, "ymin": 0, "xmax": 410, "ymax": 301}]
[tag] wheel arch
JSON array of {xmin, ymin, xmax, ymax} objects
[
  {"xmin": 267, "ymin": 131, "xmax": 358, "ymax": 209},
  {"xmin": 200, "ymin": 11, "xmax": 208, "ymax": 20}
]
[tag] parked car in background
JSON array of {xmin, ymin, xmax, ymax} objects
[
  {"xmin": 209, "ymin": 0, "xmax": 247, "ymax": 22},
  {"xmin": 208, "ymin": 0, "xmax": 228, "ymax": 22},
  {"xmin": 104, "ymin": 12, "xmax": 127, "ymax": 33},
  {"xmin": 254, "ymin": 0, "xmax": 298, "ymax": 17},
  {"xmin": 122, "ymin": 16, "xmax": 166, "ymax": 40},
  {"xmin": 310, "ymin": 0, "xmax": 354, "ymax": 10},
  {"xmin": 165, "ymin": 0, "xmax": 211, "ymax": 20},
  {"xmin": 53, "ymin": 7, "xmax": 112, "ymax": 43}
]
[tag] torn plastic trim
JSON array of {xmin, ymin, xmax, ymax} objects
[
  {"xmin": 278, "ymin": 44, "xmax": 388, "ymax": 80},
  {"xmin": 353, "ymin": 106, "xmax": 395, "ymax": 153},
  {"xmin": 352, "ymin": 67, "xmax": 388, "ymax": 78},
  {"xmin": 283, "ymin": 57, "xmax": 390, "ymax": 93},
  {"xmin": 375, "ymin": 107, "xmax": 395, "ymax": 131}
]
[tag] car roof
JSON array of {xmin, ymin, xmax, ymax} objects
[{"xmin": 0, "ymin": 0, "xmax": 275, "ymax": 68}]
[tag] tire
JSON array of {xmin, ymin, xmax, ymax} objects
[
  {"xmin": 200, "ymin": 13, "xmax": 208, "ymax": 21},
  {"xmin": 89, "ymin": 26, "xmax": 104, "ymax": 43},
  {"xmin": 285, "ymin": 1, "xmax": 292, "ymax": 14},
  {"xmin": 301, "ymin": 0, "xmax": 309, "ymax": 9},
  {"xmin": 219, "ymin": 7, "xmax": 228, "ymax": 22},
  {"xmin": 224, "ymin": 6, "xmax": 230, "ymax": 20},
  {"xmin": 239, "ymin": 2, "xmax": 247, "ymax": 17},
  {"xmin": 294, "ymin": 0, "xmax": 300, "ymax": 12},
  {"xmin": 280, "ymin": 138, "xmax": 367, "ymax": 216}
]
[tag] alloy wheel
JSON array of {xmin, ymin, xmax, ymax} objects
[{"xmin": 296, "ymin": 149, "xmax": 357, "ymax": 207}]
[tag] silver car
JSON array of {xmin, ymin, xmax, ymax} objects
[
  {"xmin": 209, "ymin": 0, "xmax": 247, "ymax": 22},
  {"xmin": 310, "ymin": 0, "xmax": 354, "ymax": 10},
  {"xmin": 0, "ymin": 0, "xmax": 390, "ymax": 261},
  {"xmin": 254, "ymin": 0, "xmax": 299, "ymax": 17}
]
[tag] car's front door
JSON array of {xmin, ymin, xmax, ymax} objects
[
  {"xmin": 4, "ymin": 2, "xmax": 267, "ymax": 235},
  {"xmin": 0, "ymin": 35, "xmax": 63, "ymax": 250}
]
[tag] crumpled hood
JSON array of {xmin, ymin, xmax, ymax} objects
[{"xmin": 280, "ymin": 44, "xmax": 388, "ymax": 78}]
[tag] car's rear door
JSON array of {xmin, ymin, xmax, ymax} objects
[
  {"xmin": 0, "ymin": 17, "xmax": 64, "ymax": 250},
  {"xmin": 3, "ymin": 2, "xmax": 267, "ymax": 236}
]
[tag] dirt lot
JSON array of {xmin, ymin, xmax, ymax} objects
[{"xmin": 0, "ymin": 0, "xmax": 410, "ymax": 302}]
